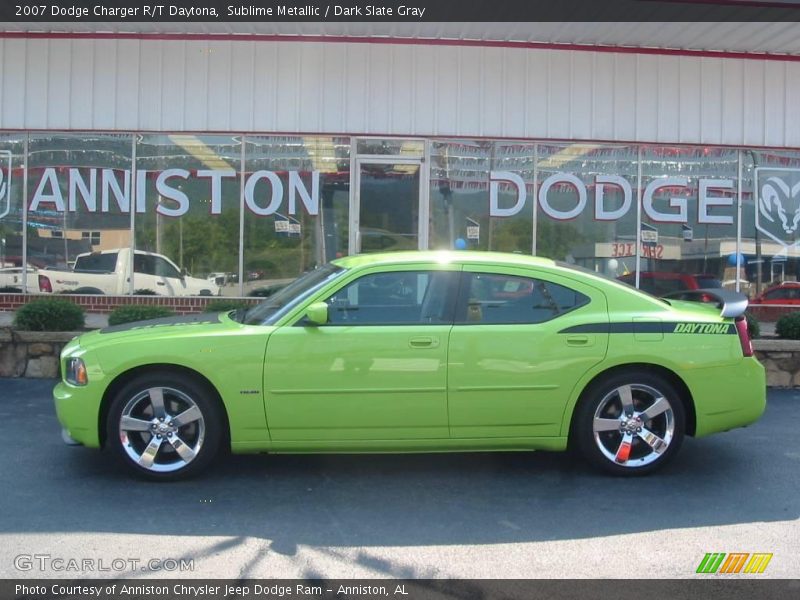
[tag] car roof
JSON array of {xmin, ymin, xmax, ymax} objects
[{"xmin": 332, "ymin": 251, "xmax": 556, "ymax": 270}]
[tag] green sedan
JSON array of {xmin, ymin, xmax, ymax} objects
[{"xmin": 54, "ymin": 251, "xmax": 766, "ymax": 480}]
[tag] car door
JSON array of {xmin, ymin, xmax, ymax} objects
[
  {"xmin": 263, "ymin": 264, "xmax": 460, "ymax": 442},
  {"xmin": 447, "ymin": 265, "xmax": 609, "ymax": 439}
]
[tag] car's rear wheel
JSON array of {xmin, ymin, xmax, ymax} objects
[
  {"xmin": 573, "ymin": 372, "xmax": 685, "ymax": 476},
  {"xmin": 107, "ymin": 372, "xmax": 223, "ymax": 481}
]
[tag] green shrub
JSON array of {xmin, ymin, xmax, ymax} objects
[
  {"xmin": 108, "ymin": 306, "xmax": 175, "ymax": 326},
  {"xmin": 14, "ymin": 298, "xmax": 85, "ymax": 331},
  {"xmin": 134, "ymin": 289, "xmax": 158, "ymax": 295},
  {"xmin": 776, "ymin": 312, "xmax": 800, "ymax": 340},
  {"xmin": 203, "ymin": 299, "xmax": 250, "ymax": 313},
  {"xmin": 744, "ymin": 311, "xmax": 760, "ymax": 339},
  {"xmin": 0, "ymin": 286, "xmax": 21, "ymax": 293}
]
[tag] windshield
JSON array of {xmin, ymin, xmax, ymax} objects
[{"xmin": 241, "ymin": 264, "xmax": 346, "ymax": 325}]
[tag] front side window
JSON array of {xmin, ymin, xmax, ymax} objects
[
  {"xmin": 133, "ymin": 254, "xmax": 155, "ymax": 275},
  {"xmin": 456, "ymin": 273, "xmax": 588, "ymax": 324},
  {"xmin": 153, "ymin": 257, "xmax": 181, "ymax": 279},
  {"xmin": 325, "ymin": 270, "xmax": 458, "ymax": 325}
]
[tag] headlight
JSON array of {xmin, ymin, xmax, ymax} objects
[{"xmin": 65, "ymin": 357, "xmax": 88, "ymax": 386}]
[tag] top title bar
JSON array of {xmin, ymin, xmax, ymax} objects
[{"xmin": 1, "ymin": 0, "xmax": 800, "ymax": 23}]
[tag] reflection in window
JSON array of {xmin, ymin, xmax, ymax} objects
[
  {"xmin": 243, "ymin": 136, "xmax": 350, "ymax": 297},
  {"xmin": 430, "ymin": 141, "xmax": 534, "ymax": 254},
  {"xmin": 458, "ymin": 273, "xmax": 588, "ymax": 324},
  {"xmin": 26, "ymin": 133, "xmax": 132, "ymax": 274},
  {"xmin": 135, "ymin": 134, "xmax": 241, "ymax": 296},
  {"xmin": 326, "ymin": 270, "xmax": 456, "ymax": 325}
]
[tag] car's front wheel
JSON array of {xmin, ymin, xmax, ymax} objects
[
  {"xmin": 573, "ymin": 371, "xmax": 686, "ymax": 476},
  {"xmin": 107, "ymin": 372, "xmax": 224, "ymax": 481}
]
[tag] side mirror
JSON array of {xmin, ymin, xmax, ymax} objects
[{"xmin": 304, "ymin": 302, "xmax": 328, "ymax": 326}]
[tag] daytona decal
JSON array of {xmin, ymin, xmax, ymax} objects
[
  {"xmin": 560, "ymin": 322, "xmax": 735, "ymax": 335},
  {"xmin": 672, "ymin": 323, "xmax": 731, "ymax": 334}
]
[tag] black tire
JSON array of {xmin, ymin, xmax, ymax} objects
[
  {"xmin": 106, "ymin": 371, "xmax": 224, "ymax": 481},
  {"xmin": 572, "ymin": 371, "xmax": 686, "ymax": 476}
]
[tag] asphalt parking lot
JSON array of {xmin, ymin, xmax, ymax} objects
[{"xmin": 0, "ymin": 378, "xmax": 797, "ymax": 579}]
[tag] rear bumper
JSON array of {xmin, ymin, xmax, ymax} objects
[{"xmin": 687, "ymin": 357, "xmax": 766, "ymax": 437}]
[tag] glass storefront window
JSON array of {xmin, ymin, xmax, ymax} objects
[
  {"xmin": 430, "ymin": 141, "xmax": 534, "ymax": 253},
  {"xmin": 536, "ymin": 144, "xmax": 638, "ymax": 278},
  {"xmin": 134, "ymin": 134, "xmax": 242, "ymax": 296},
  {"xmin": 3, "ymin": 130, "xmax": 799, "ymax": 310},
  {"xmin": 242, "ymin": 136, "xmax": 350, "ymax": 297},
  {"xmin": 26, "ymin": 133, "xmax": 132, "ymax": 291},
  {"xmin": 0, "ymin": 135, "xmax": 25, "ymax": 291},
  {"xmin": 639, "ymin": 146, "xmax": 738, "ymax": 293},
  {"xmin": 742, "ymin": 149, "xmax": 800, "ymax": 299}
]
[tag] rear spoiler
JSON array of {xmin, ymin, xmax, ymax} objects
[{"xmin": 661, "ymin": 288, "xmax": 748, "ymax": 319}]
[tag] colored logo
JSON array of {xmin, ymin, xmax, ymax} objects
[
  {"xmin": 755, "ymin": 167, "xmax": 800, "ymax": 247},
  {"xmin": 696, "ymin": 552, "xmax": 772, "ymax": 574},
  {"xmin": 0, "ymin": 150, "xmax": 11, "ymax": 219}
]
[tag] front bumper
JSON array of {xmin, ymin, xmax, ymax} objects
[{"xmin": 53, "ymin": 381, "xmax": 103, "ymax": 448}]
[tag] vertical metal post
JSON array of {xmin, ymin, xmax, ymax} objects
[
  {"xmin": 736, "ymin": 150, "xmax": 743, "ymax": 293},
  {"xmin": 419, "ymin": 140, "xmax": 431, "ymax": 250},
  {"xmin": 635, "ymin": 146, "xmax": 643, "ymax": 289},
  {"xmin": 238, "ymin": 135, "xmax": 246, "ymax": 297},
  {"xmin": 21, "ymin": 135, "xmax": 28, "ymax": 293},
  {"xmin": 532, "ymin": 143, "xmax": 538, "ymax": 256},
  {"xmin": 129, "ymin": 135, "xmax": 136, "ymax": 294}
]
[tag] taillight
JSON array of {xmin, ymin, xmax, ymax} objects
[
  {"xmin": 735, "ymin": 317, "xmax": 753, "ymax": 357},
  {"xmin": 38, "ymin": 274, "xmax": 52, "ymax": 293}
]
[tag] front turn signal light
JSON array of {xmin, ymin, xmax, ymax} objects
[{"xmin": 65, "ymin": 357, "xmax": 88, "ymax": 386}]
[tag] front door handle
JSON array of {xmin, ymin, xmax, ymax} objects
[{"xmin": 409, "ymin": 336, "xmax": 439, "ymax": 349}]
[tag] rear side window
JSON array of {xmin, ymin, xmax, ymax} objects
[
  {"xmin": 456, "ymin": 273, "xmax": 589, "ymax": 324},
  {"xmin": 74, "ymin": 253, "xmax": 118, "ymax": 273}
]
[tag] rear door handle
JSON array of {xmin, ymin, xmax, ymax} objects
[
  {"xmin": 566, "ymin": 335, "xmax": 591, "ymax": 346},
  {"xmin": 409, "ymin": 336, "xmax": 439, "ymax": 349},
  {"xmin": 156, "ymin": 281, "xmax": 166, "ymax": 286}
]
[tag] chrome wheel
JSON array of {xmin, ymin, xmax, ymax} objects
[
  {"xmin": 591, "ymin": 383, "xmax": 675, "ymax": 468},
  {"xmin": 119, "ymin": 386, "xmax": 206, "ymax": 473}
]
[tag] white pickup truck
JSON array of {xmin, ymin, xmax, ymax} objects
[{"xmin": 38, "ymin": 248, "xmax": 219, "ymax": 296}]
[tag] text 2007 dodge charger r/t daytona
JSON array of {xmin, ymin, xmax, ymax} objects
[{"xmin": 54, "ymin": 251, "xmax": 765, "ymax": 480}]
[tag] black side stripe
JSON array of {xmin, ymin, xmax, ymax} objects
[{"xmin": 559, "ymin": 322, "xmax": 736, "ymax": 335}]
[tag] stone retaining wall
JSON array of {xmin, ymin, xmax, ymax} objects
[
  {"xmin": 0, "ymin": 330, "xmax": 79, "ymax": 378},
  {"xmin": 2, "ymin": 331, "xmax": 800, "ymax": 386},
  {"xmin": 753, "ymin": 340, "xmax": 800, "ymax": 387}
]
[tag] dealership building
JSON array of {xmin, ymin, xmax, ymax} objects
[{"xmin": 1, "ymin": 21, "xmax": 800, "ymax": 297}]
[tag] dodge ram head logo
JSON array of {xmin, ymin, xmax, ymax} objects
[
  {"xmin": 0, "ymin": 150, "xmax": 10, "ymax": 219},
  {"xmin": 756, "ymin": 168, "xmax": 800, "ymax": 247}
]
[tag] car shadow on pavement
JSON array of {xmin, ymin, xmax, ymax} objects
[{"xmin": 0, "ymin": 379, "xmax": 797, "ymax": 552}]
